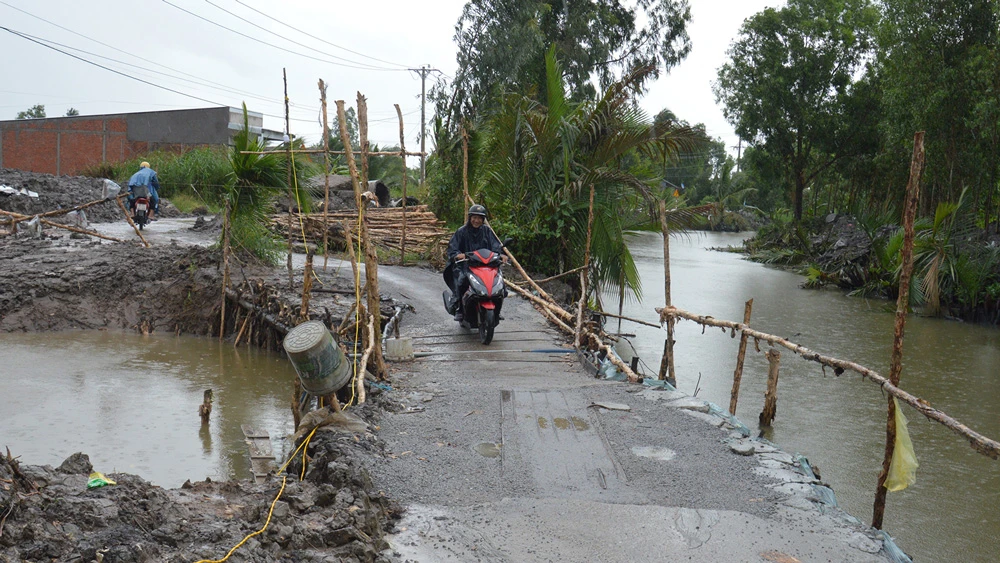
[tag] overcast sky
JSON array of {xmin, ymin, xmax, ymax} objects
[{"xmin": 0, "ymin": 0, "xmax": 784, "ymax": 158}]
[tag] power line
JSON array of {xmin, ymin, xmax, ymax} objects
[
  {"xmin": 0, "ymin": 0, "xmax": 287, "ymax": 105},
  {"xmin": 161, "ymin": 0, "xmax": 405, "ymax": 72},
  {"xmin": 232, "ymin": 0, "xmax": 410, "ymax": 69},
  {"xmin": 201, "ymin": 0, "xmax": 402, "ymax": 71},
  {"xmin": 0, "ymin": 25, "xmax": 316, "ymax": 125}
]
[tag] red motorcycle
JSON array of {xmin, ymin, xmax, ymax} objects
[
  {"xmin": 443, "ymin": 247, "xmax": 508, "ymax": 344},
  {"xmin": 129, "ymin": 185, "xmax": 151, "ymax": 230}
]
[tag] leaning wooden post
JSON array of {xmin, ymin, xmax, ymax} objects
[
  {"xmin": 759, "ymin": 348, "xmax": 781, "ymax": 427},
  {"xmin": 575, "ymin": 185, "xmax": 595, "ymax": 350},
  {"xmin": 873, "ymin": 130, "xmax": 925, "ymax": 530},
  {"xmin": 657, "ymin": 200, "xmax": 677, "ymax": 387},
  {"xmin": 114, "ymin": 196, "xmax": 150, "ymax": 247},
  {"xmin": 349, "ymin": 94, "xmax": 388, "ymax": 380},
  {"xmin": 300, "ymin": 249, "xmax": 313, "ymax": 321},
  {"xmin": 396, "ymin": 104, "xmax": 409, "ymax": 266},
  {"xmin": 283, "ymin": 68, "xmax": 294, "ymax": 289},
  {"xmin": 219, "ymin": 199, "xmax": 231, "ymax": 340},
  {"xmin": 729, "ymin": 298, "xmax": 754, "ymax": 415},
  {"xmin": 462, "ymin": 124, "xmax": 470, "ymax": 220},
  {"xmin": 319, "ymin": 79, "xmax": 332, "ymax": 271}
]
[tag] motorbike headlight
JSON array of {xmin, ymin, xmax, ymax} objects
[
  {"xmin": 469, "ymin": 275, "xmax": 487, "ymax": 294},
  {"xmin": 491, "ymin": 273, "xmax": 504, "ymax": 295}
]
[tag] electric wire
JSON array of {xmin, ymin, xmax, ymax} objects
[
  {"xmin": 0, "ymin": 0, "xmax": 283, "ymax": 105},
  {"xmin": 0, "ymin": 25, "xmax": 320, "ymax": 125},
  {"xmin": 233, "ymin": 0, "xmax": 409, "ymax": 69},
  {"xmin": 203, "ymin": 0, "xmax": 403, "ymax": 71},
  {"xmin": 162, "ymin": 0, "xmax": 404, "ymax": 72}
]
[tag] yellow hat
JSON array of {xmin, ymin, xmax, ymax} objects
[{"xmin": 140, "ymin": 161, "xmax": 150, "ymax": 168}]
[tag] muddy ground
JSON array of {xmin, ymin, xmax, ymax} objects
[{"xmin": 0, "ymin": 171, "xmax": 401, "ymax": 562}]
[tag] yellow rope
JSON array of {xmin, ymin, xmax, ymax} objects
[
  {"xmin": 289, "ymin": 143, "xmax": 309, "ymax": 248},
  {"xmin": 191, "ymin": 476, "xmax": 287, "ymax": 563},
  {"xmin": 194, "ymin": 427, "xmax": 318, "ymax": 563},
  {"xmin": 345, "ymin": 200, "xmax": 365, "ymax": 408}
]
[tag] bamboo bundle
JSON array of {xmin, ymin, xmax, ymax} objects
[{"xmin": 271, "ymin": 206, "xmax": 450, "ymax": 258}]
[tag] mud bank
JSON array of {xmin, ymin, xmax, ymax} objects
[{"xmin": 0, "ymin": 415, "xmax": 395, "ymax": 563}]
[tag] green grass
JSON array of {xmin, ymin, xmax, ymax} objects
[{"xmin": 168, "ymin": 191, "xmax": 220, "ymax": 214}]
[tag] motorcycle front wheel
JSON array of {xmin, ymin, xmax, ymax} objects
[{"xmin": 479, "ymin": 309, "xmax": 495, "ymax": 345}]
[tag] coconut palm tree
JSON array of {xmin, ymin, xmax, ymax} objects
[{"xmin": 476, "ymin": 46, "xmax": 703, "ymax": 299}]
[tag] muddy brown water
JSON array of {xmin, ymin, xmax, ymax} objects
[
  {"xmin": 0, "ymin": 331, "xmax": 298, "ymax": 488},
  {"xmin": 616, "ymin": 230, "xmax": 1000, "ymax": 563}
]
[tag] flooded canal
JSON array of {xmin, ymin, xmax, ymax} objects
[
  {"xmin": 0, "ymin": 331, "xmax": 298, "ymax": 488},
  {"xmin": 616, "ymin": 230, "xmax": 1000, "ymax": 563}
]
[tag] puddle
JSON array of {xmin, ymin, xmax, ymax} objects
[
  {"xmin": 632, "ymin": 446, "xmax": 677, "ymax": 461},
  {"xmin": 0, "ymin": 331, "xmax": 300, "ymax": 487},
  {"xmin": 473, "ymin": 442, "xmax": 502, "ymax": 458}
]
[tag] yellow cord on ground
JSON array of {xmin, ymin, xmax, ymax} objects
[
  {"xmin": 193, "ymin": 426, "xmax": 318, "ymax": 563},
  {"xmin": 191, "ymin": 476, "xmax": 287, "ymax": 563}
]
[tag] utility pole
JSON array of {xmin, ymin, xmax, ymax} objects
[{"xmin": 409, "ymin": 65, "xmax": 439, "ymax": 186}]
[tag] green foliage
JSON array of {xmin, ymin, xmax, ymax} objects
[
  {"xmin": 436, "ymin": 0, "xmax": 692, "ymax": 132},
  {"xmin": 15, "ymin": 104, "xmax": 45, "ymax": 119},
  {"xmin": 65, "ymin": 108, "xmax": 79, "ymax": 117},
  {"xmin": 715, "ymin": 0, "xmax": 878, "ymax": 220},
  {"xmin": 473, "ymin": 46, "xmax": 704, "ymax": 298},
  {"xmin": 223, "ymin": 104, "xmax": 287, "ymax": 264}
]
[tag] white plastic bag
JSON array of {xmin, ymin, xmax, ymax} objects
[{"xmin": 102, "ymin": 179, "xmax": 122, "ymax": 200}]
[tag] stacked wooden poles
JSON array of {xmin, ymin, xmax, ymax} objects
[
  {"xmin": 319, "ymin": 79, "xmax": 332, "ymax": 271},
  {"xmin": 574, "ymin": 185, "xmax": 595, "ymax": 350},
  {"xmin": 657, "ymin": 200, "xmax": 676, "ymax": 387},
  {"xmin": 873, "ymin": 131, "xmax": 925, "ymax": 530},
  {"xmin": 729, "ymin": 299, "xmax": 754, "ymax": 415},
  {"xmin": 396, "ymin": 103, "xmax": 408, "ymax": 266}
]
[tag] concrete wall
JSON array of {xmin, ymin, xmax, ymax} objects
[{"xmin": 0, "ymin": 107, "xmax": 265, "ymax": 175}]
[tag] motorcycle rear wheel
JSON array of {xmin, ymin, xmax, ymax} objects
[{"xmin": 479, "ymin": 309, "xmax": 495, "ymax": 345}]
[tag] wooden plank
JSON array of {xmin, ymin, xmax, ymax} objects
[{"xmin": 241, "ymin": 424, "xmax": 276, "ymax": 484}]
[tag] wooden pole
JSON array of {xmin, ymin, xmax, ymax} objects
[
  {"xmin": 300, "ymin": 250, "xmax": 313, "ymax": 321},
  {"xmin": 759, "ymin": 348, "xmax": 781, "ymax": 427},
  {"xmin": 319, "ymin": 79, "xmax": 331, "ymax": 271},
  {"xmin": 114, "ymin": 197, "xmax": 150, "ymax": 247},
  {"xmin": 356, "ymin": 313, "xmax": 375, "ymax": 405},
  {"xmin": 219, "ymin": 200, "xmax": 231, "ymax": 340},
  {"xmin": 357, "ymin": 93, "xmax": 386, "ymax": 379},
  {"xmin": 729, "ymin": 298, "xmax": 754, "ymax": 415},
  {"xmin": 658, "ymin": 200, "xmax": 676, "ymax": 386},
  {"xmin": 396, "ymin": 103, "xmax": 408, "ymax": 266},
  {"xmin": 575, "ymin": 185, "xmax": 595, "ymax": 350},
  {"xmin": 283, "ymin": 68, "xmax": 294, "ymax": 289},
  {"xmin": 873, "ymin": 131, "xmax": 925, "ymax": 530},
  {"xmin": 462, "ymin": 125, "xmax": 470, "ymax": 221},
  {"xmin": 2, "ymin": 193, "xmax": 128, "ymax": 224}
]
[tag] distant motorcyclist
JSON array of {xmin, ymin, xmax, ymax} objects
[
  {"xmin": 445, "ymin": 204, "xmax": 506, "ymax": 321},
  {"xmin": 127, "ymin": 161, "xmax": 160, "ymax": 220}
]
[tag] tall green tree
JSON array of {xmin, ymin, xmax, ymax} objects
[
  {"xmin": 16, "ymin": 104, "xmax": 45, "ymax": 119},
  {"xmin": 715, "ymin": 0, "xmax": 878, "ymax": 220},
  {"xmin": 438, "ymin": 0, "xmax": 692, "ymax": 130},
  {"xmin": 65, "ymin": 108, "xmax": 80, "ymax": 117},
  {"xmin": 475, "ymin": 46, "xmax": 702, "ymax": 297}
]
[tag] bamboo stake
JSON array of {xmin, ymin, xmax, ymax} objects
[
  {"xmin": 594, "ymin": 310, "xmax": 660, "ymax": 328},
  {"xmin": 505, "ymin": 276, "xmax": 575, "ymax": 325},
  {"xmin": 729, "ymin": 298, "xmax": 754, "ymax": 415},
  {"xmin": 759, "ymin": 348, "xmax": 781, "ymax": 427},
  {"xmin": 114, "ymin": 196, "xmax": 150, "ymax": 246},
  {"xmin": 587, "ymin": 332, "xmax": 641, "ymax": 383},
  {"xmin": 219, "ymin": 200, "xmax": 231, "ymax": 340},
  {"xmin": 320, "ymin": 79, "xmax": 331, "ymax": 271},
  {"xmin": 1, "ymin": 193, "xmax": 127, "ymax": 225},
  {"xmin": 234, "ymin": 309, "xmax": 252, "ymax": 347},
  {"xmin": 396, "ymin": 103, "xmax": 408, "ymax": 266},
  {"xmin": 526, "ymin": 265, "xmax": 587, "ymax": 285},
  {"xmin": 658, "ymin": 304, "xmax": 1000, "ymax": 460},
  {"xmin": 356, "ymin": 93, "xmax": 387, "ymax": 380},
  {"xmin": 34, "ymin": 217, "xmax": 128, "ymax": 243},
  {"xmin": 284, "ymin": 69, "xmax": 294, "ymax": 289},
  {"xmin": 575, "ymin": 185, "xmax": 595, "ymax": 350},
  {"xmin": 356, "ymin": 313, "xmax": 375, "ymax": 405},
  {"xmin": 300, "ymin": 250, "xmax": 313, "ymax": 320},
  {"xmin": 658, "ymin": 199, "xmax": 676, "ymax": 386},
  {"xmin": 873, "ymin": 131, "xmax": 925, "ymax": 530}
]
